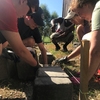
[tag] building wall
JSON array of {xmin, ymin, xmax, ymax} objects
[{"xmin": 62, "ymin": 0, "xmax": 71, "ymax": 17}]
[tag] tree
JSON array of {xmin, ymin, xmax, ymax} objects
[
  {"xmin": 39, "ymin": 4, "xmax": 58, "ymax": 38},
  {"xmin": 51, "ymin": 11, "xmax": 58, "ymax": 19}
]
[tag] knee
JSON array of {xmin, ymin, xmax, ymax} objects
[
  {"xmin": 23, "ymin": 38, "xmax": 35, "ymax": 47},
  {"xmin": 90, "ymin": 48, "xmax": 100, "ymax": 59},
  {"xmin": 28, "ymin": 38, "xmax": 35, "ymax": 47}
]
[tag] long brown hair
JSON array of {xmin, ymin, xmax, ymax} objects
[{"xmin": 70, "ymin": 0, "xmax": 99, "ymax": 9}]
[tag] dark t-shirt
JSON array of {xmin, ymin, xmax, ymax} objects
[
  {"xmin": 0, "ymin": 18, "xmax": 42, "ymax": 44},
  {"xmin": 18, "ymin": 18, "xmax": 42, "ymax": 43}
]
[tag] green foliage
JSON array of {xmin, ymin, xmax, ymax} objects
[
  {"xmin": 42, "ymin": 36, "xmax": 51, "ymax": 43},
  {"xmin": 39, "ymin": 4, "xmax": 58, "ymax": 38},
  {"xmin": 51, "ymin": 12, "xmax": 58, "ymax": 19}
]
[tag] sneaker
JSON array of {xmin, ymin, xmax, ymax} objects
[
  {"xmin": 55, "ymin": 46, "xmax": 60, "ymax": 51},
  {"xmin": 61, "ymin": 48, "xmax": 68, "ymax": 52}
]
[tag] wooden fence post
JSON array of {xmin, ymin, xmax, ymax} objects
[{"xmin": 79, "ymin": 40, "xmax": 89, "ymax": 100}]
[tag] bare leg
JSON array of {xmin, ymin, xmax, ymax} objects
[{"xmin": 82, "ymin": 31, "xmax": 100, "ymax": 81}]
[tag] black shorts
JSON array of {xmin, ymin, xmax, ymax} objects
[
  {"xmin": 50, "ymin": 32, "xmax": 74, "ymax": 42},
  {"xmin": 0, "ymin": 31, "xmax": 7, "ymax": 43}
]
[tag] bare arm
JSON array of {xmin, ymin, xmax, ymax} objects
[
  {"xmin": 67, "ymin": 45, "xmax": 81, "ymax": 60},
  {"xmin": 38, "ymin": 42, "xmax": 48, "ymax": 64},
  {"xmin": 1, "ymin": 30, "xmax": 37, "ymax": 67},
  {"xmin": 67, "ymin": 25, "xmax": 84, "ymax": 60}
]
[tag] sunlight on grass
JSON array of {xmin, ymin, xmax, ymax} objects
[{"xmin": 45, "ymin": 42, "xmax": 73, "ymax": 59}]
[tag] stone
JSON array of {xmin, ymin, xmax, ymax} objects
[
  {"xmin": 39, "ymin": 52, "xmax": 55, "ymax": 65},
  {"xmin": 38, "ymin": 66, "xmax": 69, "ymax": 77},
  {"xmin": 0, "ymin": 57, "xmax": 9, "ymax": 80},
  {"xmin": 33, "ymin": 66, "xmax": 73, "ymax": 100},
  {"xmin": 17, "ymin": 59, "xmax": 38, "ymax": 81},
  {"xmin": 0, "ymin": 56, "xmax": 16, "ymax": 80}
]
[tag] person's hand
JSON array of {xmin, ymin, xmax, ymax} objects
[{"xmin": 55, "ymin": 56, "xmax": 68, "ymax": 64}]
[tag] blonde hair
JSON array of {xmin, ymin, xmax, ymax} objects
[
  {"xmin": 68, "ymin": 0, "xmax": 78, "ymax": 11},
  {"xmin": 69, "ymin": 0, "xmax": 98, "ymax": 9}
]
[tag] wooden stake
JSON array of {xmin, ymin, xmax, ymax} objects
[{"xmin": 79, "ymin": 40, "xmax": 89, "ymax": 100}]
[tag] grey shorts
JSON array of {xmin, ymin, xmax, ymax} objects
[{"xmin": 50, "ymin": 32, "xmax": 74, "ymax": 42}]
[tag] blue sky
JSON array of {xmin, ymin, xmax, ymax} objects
[{"xmin": 40, "ymin": 0, "xmax": 63, "ymax": 17}]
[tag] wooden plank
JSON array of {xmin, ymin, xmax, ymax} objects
[{"xmin": 79, "ymin": 40, "xmax": 89, "ymax": 100}]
